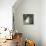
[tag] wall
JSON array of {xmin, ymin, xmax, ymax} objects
[
  {"xmin": 0, "ymin": 0, "xmax": 16, "ymax": 30},
  {"xmin": 41, "ymin": 0, "xmax": 46, "ymax": 46},
  {"xmin": 13, "ymin": 0, "xmax": 41, "ymax": 46}
]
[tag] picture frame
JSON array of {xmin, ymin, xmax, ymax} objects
[{"xmin": 23, "ymin": 14, "xmax": 34, "ymax": 25}]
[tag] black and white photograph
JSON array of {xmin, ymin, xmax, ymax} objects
[{"xmin": 23, "ymin": 14, "xmax": 34, "ymax": 25}]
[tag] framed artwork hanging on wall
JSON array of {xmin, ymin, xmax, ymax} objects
[{"xmin": 23, "ymin": 14, "xmax": 34, "ymax": 25}]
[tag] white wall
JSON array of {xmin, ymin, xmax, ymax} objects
[
  {"xmin": 13, "ymin": 0, "xmax": 41, "ymax": 46},
  {"xmin": 41, "ymin": 0, "xmax": 46, "ymax": 46},
  {"xmin": 0, "ymin": 0, "xmax": 16, "ymax": 30}
]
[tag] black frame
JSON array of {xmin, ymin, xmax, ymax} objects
[{"xmin": 23, "ymin": 14, "xmax": 34, "ymax": 25}]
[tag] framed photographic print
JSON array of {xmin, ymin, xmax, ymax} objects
[{"xmin": 23, "ymin": 14, "xmax": 34, "ymax": 25}]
